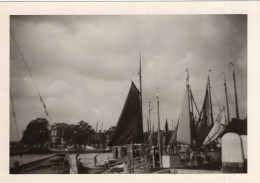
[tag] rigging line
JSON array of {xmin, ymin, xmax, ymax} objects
[
  {"xmin": 189, "ymin": 88, "xmax": 200, "ymax": 116},
  {"xmin": 227, "ymin": 91, "xmax": 236, "ymax": 116},
  {"xmin": 145, "ymin": 87, "xmax": 172, "ymax": 130},
  {"xmin": 10, "ymin": 30, "xmax": 53, "ymax": 124},
  {"xmin": 143, "ymin": 86, "xmax": 150, "ymax": 101},
  {"xmin": 142, "ymin": 85, "xmax": 154, "ymax": 109},
  {"xmin": 142, "ymin": 86, "xmax": 157, "ymax": 127},
  {"xmin": 216, "ymin": 106, "xmax": 225, "ymax": 122},
  {"xmin": 210, "ymin": 86, "xmax": 223, "ymax": 112},
  {"xmin": 140, "ymin": 88, "xmax": 150, "ymax": 128},
  {"xmin": 150, "ymin": 106, "xmax": 157, "ymax": 128},
  {"xmin": 10, "ymin": 89, "xmax": 24, "ymax": 167},
  {"xmin": 10, "ymin": 90, "xmax": 20, "ymax": 143}
]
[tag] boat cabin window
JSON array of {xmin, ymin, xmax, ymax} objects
[
  {"xmin": 121, "ymin": 147, "xmax": 127, "ymax": 157},
  {"xmin": 163, "ymin": 146, "xmax": 175, "ymax": 155},
  {"xmin": 134, "ymin": 149, "xmax": 140, "ymax": 158}
]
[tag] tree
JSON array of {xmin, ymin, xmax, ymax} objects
[
  {"xmin": 72, "ymin": 120, "xmax": 95, "ymax": 145},
  {"xmin": 63, "ymin": 124, "xmax": 75, "ymax": 145},
  {"xmin": 22, "ymin": 118, "xmax": 50, "ymax": 146}
]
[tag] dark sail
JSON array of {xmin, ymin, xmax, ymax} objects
[
  {"xmin": 196, "ymin": 84, "xmax": 214, "ymax": 147},
  {"xmin": 108, "ymin": 82, "xmax": 143, "ymax": 146}
]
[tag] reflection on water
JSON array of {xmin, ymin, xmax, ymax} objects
[{"xmin": 10, "ymin": 153, "xmax": 113, "ymax": 174}]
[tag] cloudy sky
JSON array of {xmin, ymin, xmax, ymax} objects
[{"xmin": 10, "ymin": 15, "xmax": 247, "ymax": 141}]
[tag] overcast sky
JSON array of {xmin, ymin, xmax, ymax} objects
[{"xmin": 10, "ymin": 15, "xmax": 247, "ymax": 141}]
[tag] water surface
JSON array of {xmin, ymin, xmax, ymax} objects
[{"xmin": 10, "ymin": 152, "xmax": 113, "ymax": 174}]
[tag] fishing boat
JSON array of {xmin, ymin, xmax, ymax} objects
[
  {"xmin": 77, "ymin": 81, "xmax": 146, "ymax": 174},
  {"xmin": 172, "ymin": 73, "xmax": 222, "ymax": 169},
  {"xmin": 10, "ymin": 153, "xmax": 71, "ymax": 174},
  {"xmin": 77, "ymin": 53, "xmax": 151, "ymax": 174},
  {"xmin": 168, "ymin": 69, "xmax": 247, "ymax": 173}
]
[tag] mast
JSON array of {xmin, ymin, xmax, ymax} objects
[
  {"xmin": 207, "ymin": 73, "xmax": 214, "ymax": 125},
  {"xmin": 147, "ymin": 118, "xmax": 150, "ymax": 132},
  {"xmin": 172, "ymin": 119, "xmax": 174, "ymax": 132},
  {"xmin": 223, "ymin": 73, "xmax": 230, "ymax": 123},
  {"xmin": 100, "ymin": 122, "xmax": 103, "ymax": 148},
  {"xmin": 95, "ymin": 121, "xmax": 98, "ymax": 147},
  {"xmin": 187, "ymin": 84, "xmax": 192, "ymax": 145},
  {"xmin": 189, "ymin": 84, "xmax": 194, "ymax": 115},
  {"xmin": 185, "ymin": 69, "xmax": 193, "ymax": 145},
  {"xmin": 156, "ymin": 88, "xmax": 162, "ymax": 167},
  {"xmin": 148, "ymin": 99, "xmax": 152, "ymax": 146},
  {"xmin": 61, "ymin": 121, "xmax": 64, "ymax": 146},
  {"xmin": 230, "ymin": 63, "xmax": 239, "ymax": 119},
  {"xmin": 146, "ymin": 117, "xmax": 150, "ymax": 138},
  {"xmin": 138, "ymin": 51, "xmax": 144, "ymax": 140}
]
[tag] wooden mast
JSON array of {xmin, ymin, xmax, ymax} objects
[
  {"xmin": 138, "ymin": 51, "xmax": 145, "ymax": 168},
  {"xmin": 185, "ymin": 69, "xmax": 193, "ymax": 146},
  {"xmin": 207, "ymin": 71, "xmax": 214, "ymax": 125},
  {"xmin": 231, "ymin": 64, "xmax": 240, "ymax": 119},
  {"xmin": 100, "ymin": 122, "xmax": 103, "ymax": 148},
  {"xmin": 138, "ymin": 51, "xmax": 144, "ymax": 139},
  {"xmin": 187, "ymin": 84, "xmax": 192, "ymax": 145},
  {"xmin": 156, "ymin": 88, "xmax": 162, "ymax": 167},
  {"xmin": 148, "ymin": 99, "xmax": 153, "ymax": 147},
  {"xmin": 95, "ymin": 121, "xmax": 98, "ymax": 147},
  {"xmin": 223, "ymin": 73, "xmax": 230, "ymax": 123}
]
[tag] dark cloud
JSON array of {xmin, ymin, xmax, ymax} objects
[{"xmin": 10, "ymin": 15, "xmax": 247, "ymax": 141}]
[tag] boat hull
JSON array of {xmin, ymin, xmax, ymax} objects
[
  {"xmin": 10, "ymin": 154, "xmax": 71, "ymax": 174},
  {"xmin": 78, "ymin": 165, "xmax": 109, "ymax": 174}
]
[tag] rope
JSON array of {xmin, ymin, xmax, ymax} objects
[
  {"xmin": 227, "ymin": 92, "xmax": 236, "ymax": 116},
  {"xmin": 10, "ymin": 30, "xmax": 53, "ymax": 123},
  {"xmin": 10, "ymin": 89, "xmax": 24, "ymax": 169},
  {"xmin": 210, "ymin": 86, "xmax": 223, "ymax": 113},
  {"xmin": 189, "ymin": 88, "xmax": 200, "ymax": 116},
  {"xmin": 143, "ymin": 85, "xmax": 157, "ymax": 129}
]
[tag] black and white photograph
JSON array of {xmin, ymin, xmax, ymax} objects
[{"xmin": 9, "ymin": 14, "xmax": 248, "ymax": 174}]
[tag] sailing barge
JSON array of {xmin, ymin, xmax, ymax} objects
[{"xmin": 77, "ymin": 81, "xmax": 148, "ymax": 174}]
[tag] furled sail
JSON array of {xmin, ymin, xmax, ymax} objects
[
  {"xmin": 203, "ymin": 112, "xmax": 226, "ymax": 145},
  {"xmin": 176, "ymin": 86, "xmax": 193, "ymax": 145},
  {"xmin": 196, "ymin": 84, "xmax": 214, "ymax": 147},
  {"xmin": 108, "ymin": 82, "xmax": 143, "ymax": 146}
]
